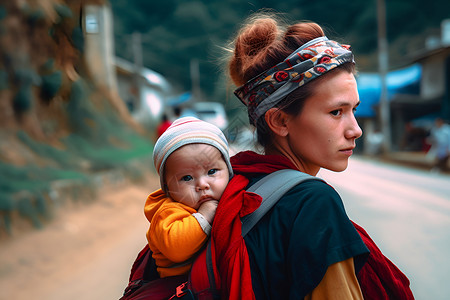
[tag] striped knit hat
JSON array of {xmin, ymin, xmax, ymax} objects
[{"xmin": 153, "ymin": 116, "xmax": 233, "ymax": 192}]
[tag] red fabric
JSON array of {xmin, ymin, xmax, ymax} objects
[
  {"xmin": 212, "ymin": 174, "xmax": 261, "ymax": 300},
  {"xmin": 353, "ymin": 222, "xmax": 415, "ymax": 300},
  {"xmin": 231, "ymin": 150, "xmax": 297, "ymax": 175},
  {"xmin": 211, "ymin": 151, "xmax": 297, "ymax": 299},
  {"xmin": 215, "ymin": 150, "xmax": 414, "ymax": 299}
]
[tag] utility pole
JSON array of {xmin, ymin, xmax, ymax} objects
[
  {"xmin": 131, "ymin": 32, "xmax": 143, "ymax": 111},
  {"xmin": 190, "ymin": 58, "xmax": 202, "ymax": 102},
  {"xmin": 377, "ymin": 0, "xmax": 391, "ymax": 153}
]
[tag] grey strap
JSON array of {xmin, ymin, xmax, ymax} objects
[{"xmin": 241, "ymin": 169, "xmax": 323, "ymax": 237}]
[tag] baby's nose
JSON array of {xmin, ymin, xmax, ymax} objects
[{"xmin": 196, "ymin": 177, "xmax": 210, "ymax": 191}]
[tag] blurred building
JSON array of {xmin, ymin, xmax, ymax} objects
[
  {"xmin": 82, "ymin": 3, "xmax": 117, "ymax": 91},
  {"xmin": 81, "ymin": 2, "xmax": 172, "ymax": 130},
  {"xmin": 356, "ymin": 19, "xmax": 450, "ymax": 153},
  {"xmin": 114, "ymin": 57, "xmax": 171, "ymax": 129}
]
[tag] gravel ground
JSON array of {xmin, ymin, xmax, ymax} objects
[{"xmin": 0, "ymin": 174, "xmax": 159, "ymax": 300}]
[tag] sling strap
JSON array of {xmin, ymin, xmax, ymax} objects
[
  {"xmin": 242, "ymin": 169, "xmax": 323, "ymax": 236},
  {"xmin": 199, "ymin": 169, "xmax": 322, "ymax": 299}
]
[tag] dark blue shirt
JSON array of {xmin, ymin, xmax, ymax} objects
[{"xmin": 244, "ymin": 178, "xmax": 369, "ymax": 299}]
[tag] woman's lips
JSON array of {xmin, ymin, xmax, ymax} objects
[{"xmin": 340, "ymin": 148, "xmax": 354, "ymax": 156}]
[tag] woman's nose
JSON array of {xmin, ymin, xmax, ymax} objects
[{"xmin": 346, "ymin": 115, "xmax": 363, "ymax": 139}]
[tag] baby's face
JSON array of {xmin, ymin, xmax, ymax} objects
[{"xmin": 164, "ymin": 144, "xmax": 229, "ymax": 209}]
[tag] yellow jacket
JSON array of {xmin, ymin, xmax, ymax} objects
[{"xmin": 144, "ymin": 189, "xmax": 209, "ymax": 277}]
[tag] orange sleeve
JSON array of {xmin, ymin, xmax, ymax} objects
[
  {"xmin": 149, "ymin": 204, "xmax": 208, "ymax": 263},
  {"xmin": 304, "ymin": 258, "xmax": 363, "ymax": 300}
]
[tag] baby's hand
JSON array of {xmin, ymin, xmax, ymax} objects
[{"xmin": 197, "ymin": 200, "xmax": 219, "ymax": 224}]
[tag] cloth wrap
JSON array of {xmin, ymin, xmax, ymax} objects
[{"xmin": 234, "ymin": 36, "xmax": 354, "ymax": 125}]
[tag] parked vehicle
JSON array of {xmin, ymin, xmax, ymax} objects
[{"xmin": 192, "ymin": 102, "xmax": 228, "ymax": 130}]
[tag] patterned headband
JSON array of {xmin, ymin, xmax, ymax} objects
[{"xmin": 234, "ymin": 36, "xmax": 354, "ymax": 125}]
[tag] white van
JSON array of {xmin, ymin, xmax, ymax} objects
[{"xmin": 192, "ymin": 102, "xmax": 228, "ymax": 131}]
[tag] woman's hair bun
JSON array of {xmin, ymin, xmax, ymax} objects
[
  {"xmin": 230, "ymin": 17, "xmax": 282, "ymax": 85},
  {"xmin": 228, "ymin": 13, "xmax": 325, "ymax": 86},
  {"xmin": 236, "ymin": 17, "xmax": 280, "ymax": 57}
]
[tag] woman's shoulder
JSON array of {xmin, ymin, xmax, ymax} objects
[
  {"xmin": 272, "ymin": 178, "xmax": 349, "ymax": 226},
  {"xmin": 283, "ymin": 177, "xmax": 341, "ymax": 204},
  {"xmin": 248, "ymin": 173, "xmax": 341, "ymax": 210}
]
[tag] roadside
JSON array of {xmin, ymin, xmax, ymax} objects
[
  {"xmin": 379, "ymin": 151, "xmax": 449, "ymax": 174},
  {"xmin": 0, "ymin": 148, "xmax": 445, "ymax": 300},
  {"xmin": 0, "ymin": 172, "xmax": 159, "ymax": 300}
]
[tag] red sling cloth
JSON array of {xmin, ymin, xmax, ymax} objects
[
  {"xmin": 211, "ymin": 151, "xmax": 297, "ymax": 299},
  {"xmin": 353, "ymin": 222, "xmax": 415, "ymax": 299},
  {"xmin": 212, "ymin": 150, "xmax": 414, "ymax": 300}
]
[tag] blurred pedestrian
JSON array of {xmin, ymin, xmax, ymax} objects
[
  {"xmin": 366, "ymin": 130, "xmax": 384, "ymax": 155},
  {"xmin": 400, "ymin": 122, "xmax": 428, "ymax": 152},
  {"xmin": 173, "ymin": 106, "xmax": 182, "ymax": 118},
  {"xmin": 155, "ymin": 114, "xmax": 172, "ymax": 138},
  {"xmin": 429, "ymin": 118, "xmax": 450, "ymax": 173}
]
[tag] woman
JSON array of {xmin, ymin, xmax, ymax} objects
[{"xmin": 211, "ymin": 13, "xmax": 414, "ymax": 299}]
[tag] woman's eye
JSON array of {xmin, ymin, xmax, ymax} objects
[
  {"xmin": 181, "ymin": 175, "xmax": 193, "ymax": 181},
  {"xmin": 330, "ymin": 109, "xmax": 342, "ymax": 116},
  {"xmin": 208, "ymin": 169, "xmax": 218, "ymax": 175}
]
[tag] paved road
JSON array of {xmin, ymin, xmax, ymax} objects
[
  {"xmin": 319, "ymin": 156, "xmax": 450, "ymax": 300},
  {"xmin": 2, "ymin": 156, "xmax": 448, "ymax": 300}
]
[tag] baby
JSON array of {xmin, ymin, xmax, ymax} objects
[{"xmin": 145, "ymin": 116, "xmax": 233, "ymax": 277}]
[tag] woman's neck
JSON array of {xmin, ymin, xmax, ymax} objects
[{"xmin": 265, "ymin": 145, "xmax": 320, "ymax": 176}]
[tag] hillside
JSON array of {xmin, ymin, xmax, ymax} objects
[{"xmin": 0, "ymin": 1, "xmax": 153, "ymax": 236}]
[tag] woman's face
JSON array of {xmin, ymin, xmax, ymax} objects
[{"xmin": 284, "ymin": 71, "xmax": 362, "ymax": 175}]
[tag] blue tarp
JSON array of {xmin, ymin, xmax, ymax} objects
[
  {"xmin": 356, "ymin": 64, "xmax": 421, "ymax": 117},
  {"xmin": 167, "ymin": 92, "xmax": 192, "ymax": 107}
]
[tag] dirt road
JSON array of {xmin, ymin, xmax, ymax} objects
[{"xmin": 0, "ymin": 174, "xmax": 159, "ymax": 300}]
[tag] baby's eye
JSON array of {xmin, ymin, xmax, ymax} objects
[
  {"xmin": 330, "ymin": 109, "xmax": 342, "ymax": 116},
  {"xmin": 208, "ymin": 169, "xmax": 218, "ymax": 175},
  {"xmin": 181, "ymin": 175, "xmax": 193, "ymax": 181}
]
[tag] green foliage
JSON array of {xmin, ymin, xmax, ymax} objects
[
  {"xmin": 0, "ymin": 192, "xmax": 13, "ymax": 210},
  {"xmin": 54, "ymin": 4, "xmax": 73, "ymax": 20},
  {"xmin": 71, "ymin": 26, "xmax": 84, "ymax": 52},
  {"xmin": 21, "ymin": 5, "xmax": 46, "ymax": 22},
  {"xmin": 12, "ymin": 85, "xmax": 33, "ymax": 115},
  {"xmin": 1, "ymin": 125, "xmax": 153, "ymax": 232},
  {"xmin": 3, "ymin": 74, "xmax": 154, "ymax": 230},
  {"xmin": 111, "ymin": 0, "xmax": 450, "ymax": 97},
  {"xmin": 12, "ymin": 68, "xmax": 38, "ymax": 115},
  {"xmin": 0, "ymin": 161, "xmax": 88, "ymax": 233},
  {"xmin": 0, "ymin": 161, "xmax": 86, "ymax": 194},
  {"xmin": 62, "ymin": 131, "xmax": 152, "ymax": 171},
  {"xmin": 0, "ymin": 69, "xmax": 8, "ymax": 90},
  {"xmin": 16, "ymin": 195, "xmax": 43, "ymax": 228},
  {"xmin": 17, "ymin": 131, "xmax": 77, "ymax": 169},
  {"xmin": 0, "ymin": 5, "xmax": 6, "ymax": 20},
  {"xmin": 66, "ymin": 79, "xmax": 98, "ymax": 138},
  {"xmin": 0, "ymin": 1, "xmax": 157, "ymax": 233},
  {"xmin": 40, "ymin": 70, "xmax": 62, "ymax": 103}
]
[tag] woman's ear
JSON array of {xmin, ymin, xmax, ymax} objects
[{"xmin": 265, "ymin": 108, "xmax": 290, "ymax": 137}]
